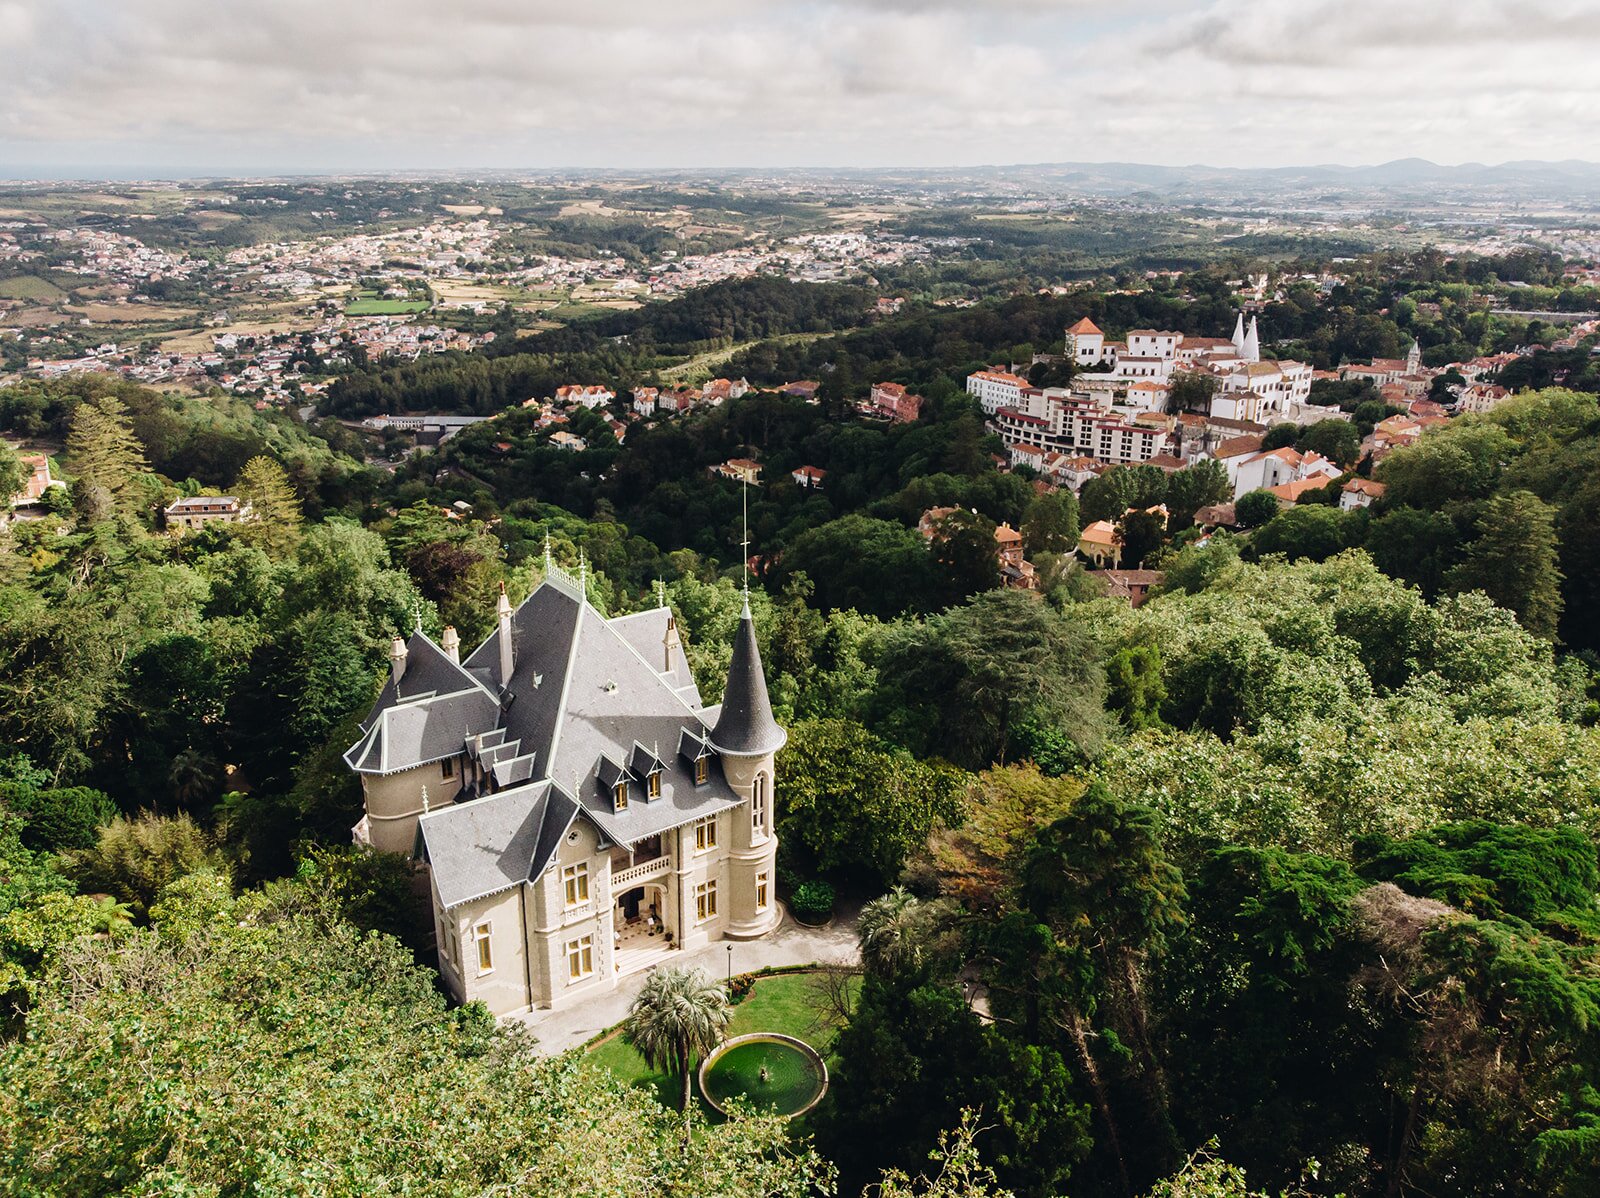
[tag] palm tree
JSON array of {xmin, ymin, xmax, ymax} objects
[
  {"xmin": 168, "ymin": 748, "xmax": 219, "ymax": 809},
  {"xmin": 858, "ymin": 887, "xmax": 937, "ymax": 978},
  {"xmin": 622, "ymin": 966, "xmax": 730, "ymax": 1118}
]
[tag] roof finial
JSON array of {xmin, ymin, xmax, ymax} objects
[
  {"xmin": 740, "ymin": 476, "xmax": 751, "ymax": 611},
  {"xmin": 412, "ymin": 599, "xmax": 423, "ymax": 633},
  {"xmin": 578, "ymin": 549, "xmax": 588, "ymax": 598},
  {"xmin": 543, "ymin": 531, "xmax": 552, "ymax": 572},
  {"xmin": 421, "ymin": 785, "xmax": 430, "ymax": 814},
  {"xmin": 654, "ymin": 578, "xmax": 666, "ymax": 609}
]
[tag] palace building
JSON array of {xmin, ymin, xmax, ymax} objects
[{"xmin": 344, "ymin": 560, "xmax": 785, "ymax": 1015}]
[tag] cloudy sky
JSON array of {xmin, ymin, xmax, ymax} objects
[{"xmin": 2, "ymin": 0, "xmax": 1598, "ymax": 175}]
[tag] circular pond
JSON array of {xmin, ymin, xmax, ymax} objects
[{"xmin": 698, "ymin": 1033, "xmax": 829, "ymax": 1118}]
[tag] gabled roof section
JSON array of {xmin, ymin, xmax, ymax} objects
[
  {"xmin": 345, "ymin": 687, "xmax": 500, "ymax": 776},
  {"xmin": 630, "ymin": 741, "xmax": 666, "ymax": 778},
  {"xmin": 415, "ymin": 781, "xmax": 579, "ymax": 910},
  {"xmin": 462, "ymin": 578, "xmax": 585, "ymax": 769},
  {"xmin": 607, "ymin": 606, "xmax": 703, "ymax": 708},
  {"xmin": 360, "ymin": 629, "xmax": 492, "ymax": 734}
]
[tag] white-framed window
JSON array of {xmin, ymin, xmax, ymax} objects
[
  {"xmin": 614, "ymin": 780, "xmax": 629, "ymax": 811},
  {"xmin": 563, "ymin": 862, "xmax": 589, "ymax": 908},
  {"xmin": 756, "ymin": 871, "xmax": 769, "ymax": 911},
  {"xmin": 474, "ymin": 921, "xmax": 494, "ymax": 975},
  {"xmin": 566, "ymin": 934, "xmax": 594, "ymax": 982},
  {"xmin": 695, "ymin": 880, "xmax": 718, "ymax": 922},
  {"xmin": 694, "ymin": 816, "xmax": 717, "ymax": 853},
  {"xmin": 752, "ymin": 773, "xmax": 768, "ymax": 839},
  {"xmin": 694, "ymin": 755, "xmax": 709, "ymax": 785}
]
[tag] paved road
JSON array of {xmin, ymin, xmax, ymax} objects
[{"xmin": 514, "ymin": 899, "xmax": 862, "ymax": 1057}]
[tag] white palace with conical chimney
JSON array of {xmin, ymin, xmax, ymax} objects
[{"xmin": 343, "ymin": 560, "xmax": 785, "ymax": 1015}]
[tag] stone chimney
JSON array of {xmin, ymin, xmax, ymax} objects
[
  {"xmin": 496, "ymin": 583, "xmax": 514, "ymax": 686},
  {"xmin": 441, "ymin": 625, "xmax": 460, "ymax": 664},
  {"xmin": 663, "ymin": 612, "xmax": 681, "ymax": 673},
  {"xmin": 389, "ymin": 634, "xmax": 408, "ymax": 687}
]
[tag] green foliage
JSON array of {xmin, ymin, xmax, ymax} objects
[
  {"xmin": 0, "ymin": 782, "xmax": 116, "ymax": 852},
  {"xmin": 1021, "ymin": 488, "xmax": 1080, "ymax": 557},
  {"xmin": 1233, "ymin": 490, "xmax": 1279, "ymax": 529},
  {"xmin": 817, "ymin": 973, "xmax": 1091, "ymax": 1198},
  {"xmin": 64, "ymin": 392, "xmax": 150, "ymax": 512},
  {"xmin": 234, "ymin": 454, "xmax": 303, "ymax": 556},
  {"xmin": 1107, "ymin": 645, "xmax": 1167, "ymax": 731},
  {"xmin": 873, "ymin": 590, "xmax": 1108, "ymax": 771},
  {"xmin": 0, "ymin": 442, "xmax": 24, "ymax": 505},
  {"xmin": 0, "ymin": 889, "xmax": 829, "ymax": 1196},
  {"xmin": 1446, "ymin": 489, "xmax": 1564, "ymax": 638},
  {"xmin": 1355, "ymin": 821, "xmax": 1600, "ymax": 930},
  {"xmin": 790, "ymin": 879, "xmax": 837, "ymax": 924},
  {"xmin": 66, "ymin": 811, "xmax": 221, "ymax": 917},
  {"xmin": 1248, "ymin": 505, "xmax": 1352, "ymax": 563},
  {"xmin": 779, "ymin": 718, "xmax": 968, "ymax": 884}
]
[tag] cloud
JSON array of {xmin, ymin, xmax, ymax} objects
[{"xmin": 0, "ymin": 0, "xmax": 1596, "ymax": 170}]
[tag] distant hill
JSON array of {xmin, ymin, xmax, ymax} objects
[{"xmin": 968, "ymin": 158, "xmax": 1600, "ymax": 203}]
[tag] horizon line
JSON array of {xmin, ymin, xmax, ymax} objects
[{"xmin": 3, "ymin": 156, "xmax": 1599, "ymax": 185}]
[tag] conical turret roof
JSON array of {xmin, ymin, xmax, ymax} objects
[{"xmin": 709, "ymin": 599, "xmax": 786, "ymax": 757}]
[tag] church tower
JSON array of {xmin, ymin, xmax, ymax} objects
[
  {"xmin": 709, "ymin": 596, "xmax": 786, "ymax": 939},
  {"xmin": 1406, "ymin": 339, "xmax": 1421, "ymax": 374}
]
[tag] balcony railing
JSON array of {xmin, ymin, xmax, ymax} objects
[{"xmin": 612, "ymin": 855, "xmax": 670, "ymax": 889}]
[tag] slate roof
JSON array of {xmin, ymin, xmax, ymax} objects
[
  {"xmin": 709, "ymin": 603, "xmax": 787, "ymax": 757},
  {"xmin": 414, "ymin": 782, "xmax": 578, "ymax": 909},
  {"xmin": 351, "ymin": 565, "xmax": 776, "ymax": 905},
  {"xmin": 345, "ymin": 687, "xmax": 501, "ymax": 776},
  {"xmin": 607, "ymin": 607, "xmax": 703, "ymax": 707}
]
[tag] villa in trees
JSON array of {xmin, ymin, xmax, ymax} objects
[{"xmin": 344, "ymin": 561, "xmax": 786, "ymax": 1015}]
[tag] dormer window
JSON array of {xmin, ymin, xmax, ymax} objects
[
  {"xmin": 695, "ymin": 756, "xmax": 708, "ymax": 785},
  {"xmin": 630, "ymin": 742, "xmax": 666, "ymax": 802},
  {"xmin": 614, "ymin": 780, "xmax": 629, "ymax": 811}
]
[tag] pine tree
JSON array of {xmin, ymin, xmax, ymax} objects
[
  {"xmin": 234, "ymin": 456, "xmax": 303, "ymax": 556},
  {"xmin": 64, "ymin": 395, "xmax": 148, "ymax": 509}
]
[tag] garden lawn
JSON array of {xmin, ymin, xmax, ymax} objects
[{"xmin": 583, "ymin": 971, "xmax": 856, "ymax": 1114}]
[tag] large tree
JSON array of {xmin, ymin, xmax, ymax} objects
[
  {"xmin": 234, "ymin": 455, "xmax": 303, "ymax": 556},
  {"xmin": 1446, "ymin": 490, "xmax": 1564, "ymax": 638},
  {"xmin": 873, "ymin": 590, "xmax": 1108, "ymax": 770},
  {"xmin": 64, "ymin": 394, "xmax": 149, "ymax": 513}
]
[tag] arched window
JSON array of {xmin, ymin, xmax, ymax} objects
[{"xmin": 751, "ymin": 772, "xmax": 768, "ymax": 839}]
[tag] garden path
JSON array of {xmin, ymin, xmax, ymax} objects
[{"xmin": 513, "ymin": 899, "xmax": 863, "ymax": 1057}]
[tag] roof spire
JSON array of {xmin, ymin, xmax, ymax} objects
[{"xmin": 709, "ymin": 588, "xmax": 785, "ymax": 759}]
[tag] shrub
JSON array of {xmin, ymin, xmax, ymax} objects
[
  {"xmin": 0, "ymin": 783, "xmax": 118, "ymax": 852},
  {"xmin": 791, "ymin": 880, "xmax": 836, "ymax": 924},
  {"xmin": 728, "ymin": 974, "xmax": 755, "ymax": 1004},
  {"xmin": 68, "ymin": 811, "xmax": 222, "ymax": 917}
]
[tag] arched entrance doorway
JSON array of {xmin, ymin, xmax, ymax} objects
[{"xmin": 614, "ymin": 882, "xmax": 673, "ymax": 974}]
